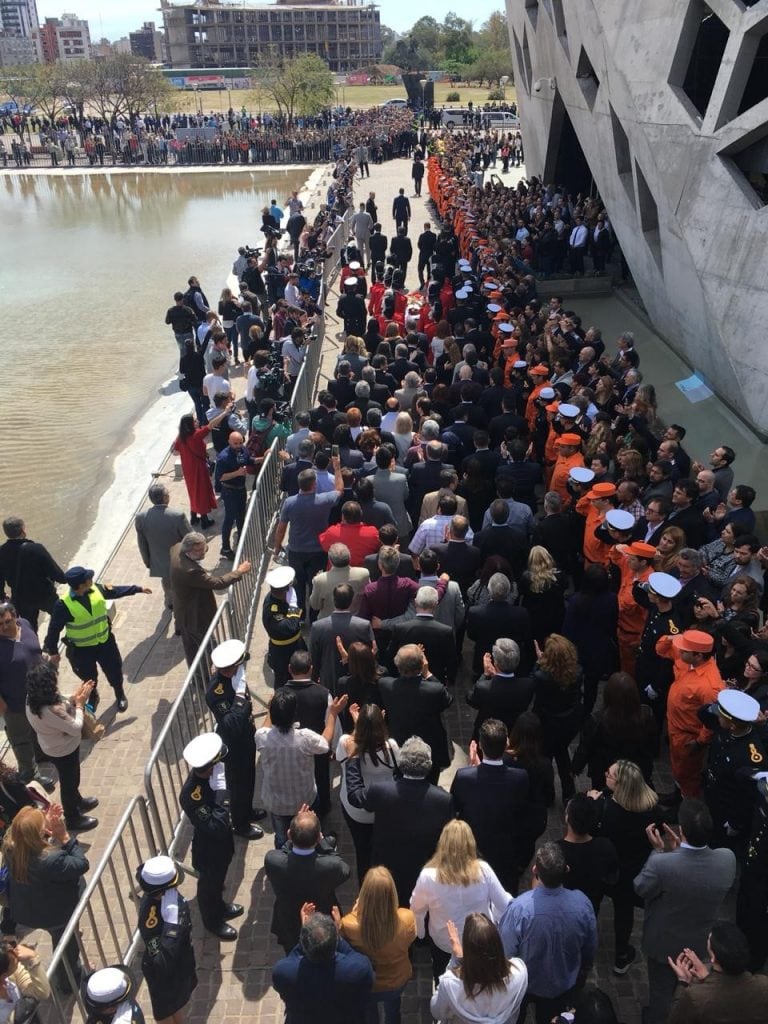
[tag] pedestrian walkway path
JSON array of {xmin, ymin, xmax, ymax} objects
[{"xmin": 22, "ymin": 151, "xmax": 655, "ymax": 1024}]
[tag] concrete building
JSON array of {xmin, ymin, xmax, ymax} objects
[
  {"xmin": 505, "ymin": 0, "xmax": 768, "ymax": 436},
  {"xmin": 0, "ymin": 30, "xmax": 36, "ymax": 63},
  {"xmin": 34, "ymin": 11, "xmax": 91, "ymax": 62},
  {"xmin": 161, "ymin": 0, "xmax": 382, "ymax": 73},
  {"xmin": 130, "ymin": 20, "xmax": 166, "ymax": 63},
  {"xmin": 0, "ymin": 0, "xmax": 38, "ymax": 37}
]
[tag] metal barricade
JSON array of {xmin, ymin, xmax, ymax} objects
[{"xmin": 42, "ymin": 796, "xmax": 157, "ymax": 1024}]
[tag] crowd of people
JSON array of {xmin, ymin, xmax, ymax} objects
[{"xmin": 1, "ymin": 114, "xmax": 767, "ymax": 1024}]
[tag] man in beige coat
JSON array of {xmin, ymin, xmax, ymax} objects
[
  {"xmin": 308, "ymin": 544, "xmax": 369, "ymax": 619},
  {"xmin": 170, "ymin": 532, "xmax": 251, "ymax": 665}
]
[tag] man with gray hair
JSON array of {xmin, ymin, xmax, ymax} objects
[
  {"xmin": 385, "ymin": 588, "xmax": 458, "ymax": 685},
  {"xmin": 379, "ymin": 642, "xmax": 452, "ymax": 784},
  {"xmin": 308, "ymin": 543, "xmax": 369, "ymax": 619},
  {"xmin": 466, "ymin": 637, "xmax": 536, "ymax": 738},
  {"xmin": 170, "ymin": 532, "xmax": 251, "ymax": 665},
  {"xmin": 135, "ymin": 482, "xmax": 191, "ymax": 620},
  {"xmin": 531, "ymin": 490, "xmax": 574, "ymax": 574},
  {"xmin": 272, "ymin": 906, "xmax": 373, "ymax": 1019},
  {"xmin": 345, "ymin": 734, "xmax": 455, "ymax": 904},
  {"xmin": 279, "ymin": 438, "xmax": 315, "ymax": 497},
  {"xmin": 467, "ymin": 573, "xmax": 532, "ymax": 674}
]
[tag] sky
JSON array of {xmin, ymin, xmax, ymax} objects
[{"xmin": 35, "ymin": 0, "xmax": 504, "ymax": 40}]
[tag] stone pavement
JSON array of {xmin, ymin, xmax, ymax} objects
[{"xmin": 22, "ymin": 150, "xmax": 658, "ymax": 1023}]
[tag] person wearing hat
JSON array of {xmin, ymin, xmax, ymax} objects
[
  {"xmin": 179, "ymin": 732, "xmax": 242, "ymax": 940},
  {"xmin": 575, "ymin": 482, "xmax": 617, "ymax": 567},
  {"xmin": 43, "ymin": 568, "xmax": 152, "ymax": 714},
  {"xmin": 205, "ymin": 639, "xmax": 266, "ymax": 840},
  {"xmin": 550, "ymin": 434, "xmax": 585, "ymax": 509},
  {"xmin": 336, "ymin": 278, "xmax": 367, "ymax": 338},
  {"xmin": 137, "ymin": 856, "xmax": 197, "ymax": 1024},
  {"xmin": 700, "ymin": 689, "xmax": 767, "ymax": 856},
  {"xmin": 656, "ymin": 629, "xmax": 725, "ymax": 800},
  {"xmin": 633, "ymin": 572, "xmax": 685, "ymax": 728},
  {"xmin": 261, "ymin": 565, "xmax": 306, "ymax": 689},
  {"xmin": 82, "ymin": 966, "xmax": 143, "ymax": 1024},
  {"xmin": 609, "ymin": 541, "xmax": 657, "ymax": 676},
  {"xmin": 524, "ymin": 365, "xmax": 551, "ymax": 430}
]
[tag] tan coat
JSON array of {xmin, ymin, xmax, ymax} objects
[
  {"xmin": 169, "ymin": 544, "xmax": 246, "ymax": 640},
  {"xmin": 418, "ymin": 489, "xmax": 469, "ymax": 525},
  {"xmin": 308, "ymin": 565, "xmax": 370, "ymax": 619}
]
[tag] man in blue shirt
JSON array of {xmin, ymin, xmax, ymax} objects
[
  {"xmin": 499, "ymin": 842, "xmax": 597, "ymax": 1024},
  {"xmin": 273, "ymin": 458, "xmax": 344, "ymax": 612},
  {"xmin": 214, "ymin": 432, "xmax": 259, "ymax": 560}
]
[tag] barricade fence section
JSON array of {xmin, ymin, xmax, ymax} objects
[
  {"xmin": 323, "ymin": 208, "xmax": 351, "ymax": 290},
  {"xmin": 42, "ymin": 797, "xmax": 157, "ymax": 1024}
]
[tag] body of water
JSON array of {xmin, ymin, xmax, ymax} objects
[{"xmin": 0, "ymin": 168, "xmax": 310, "ymax": 564}]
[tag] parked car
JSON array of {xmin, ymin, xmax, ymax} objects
[
  {"xmin": 480, "ymin": 111, "xmax": 521, "ymax": 131},
  {"xmin": 380, "ymin": 98, "xmax": 409, "ymax": 107}
]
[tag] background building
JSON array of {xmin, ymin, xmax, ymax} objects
[
  {"xmin": 505, "ymin": 0, "xmax": 768, "ymax": 436},
  {"xmin": 0, "ymin": 31, "xmax": 36, "ymax": 63},
  {"xmin": 34, "ymin": 11, "xmax": 91, "ymax": 62},
  {"xmin": 161, "ymin": 0, "xmax": 382, "ymax": 73},
  {"xmin": 0, "ymin": 0, "xmax": 38, "ymax": 37},
  {"xmin": 130, "ymin": 20, "xmax": 166, "ymax": 63}
]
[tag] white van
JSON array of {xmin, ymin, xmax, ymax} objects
[
  {"xmin": 480, "ymin": 111, "xmax": 521, "ymax": 131},
  {"xmin": 441, "ymin": 107, "xmax": 472, "ymax": 128}
]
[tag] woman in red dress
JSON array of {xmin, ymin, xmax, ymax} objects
[{"xmin": 174, "ymin": 409, "xmax": 229, "ymax": 527}]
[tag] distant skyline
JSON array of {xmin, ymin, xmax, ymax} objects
[{"xmin": 35, "ymin": 0, "xmax": 504, "ymax": 41}]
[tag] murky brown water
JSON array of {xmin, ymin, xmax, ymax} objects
[{"xmin": 0, "ymin": 169, "xmax": 310, "ymax": 563}]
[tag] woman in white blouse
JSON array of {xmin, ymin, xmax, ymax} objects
[{"xmin": 410, "ymin": 820, "xmax": 512, "ymax": 984}]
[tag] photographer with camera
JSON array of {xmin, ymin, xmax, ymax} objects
[{"xmin": 239, "ymin": 254, "xmax": 268, "ymax": 319}]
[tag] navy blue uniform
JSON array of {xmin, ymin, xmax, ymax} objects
[
  {"xmin": 205, "ymin": 672, "xmax": 256, "ymax": 830},
  {"xmin": 139, "ymin": 890, "xmax": 197, "ymax": 1020},
  {"xmin": 179, "ymin": 770, "xmax": 234, "ymax": 931}
]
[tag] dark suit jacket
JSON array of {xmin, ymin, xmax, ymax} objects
[
  {"xmin": 450, "ymin": 763, "xmax": 529, "ymax": 886},
  {"xmin": 665, "ymin": 506, "xmax": 707, "ymax": 549},
  {"xmin": 473, "ymin": 525, "xmax": 531, "ymax": 577},
  {"xmin": 264, "ymin": 846, "xmax": 351, "ymax": 950},
  {"xmin": 328, "ymin": 377, "xmax": 356, "ymax": 408},
  {"xmin": 466, "ymin": 602, "xmax": 533, "ymax": 674},
  {"xmin": 345, "ymin": 760, "xmax": 455, "ymax": 904},
  {"xmin": 530, "ymin": 514, "xmax": 578, "ymax": 573},
  {"xmin": 309, "ymin": 612, "xmax": 374, "ymax": 692},
  {"xmin": 280, "ymin": 459, "xmax": 315, "ymax": 497},
  {"xmin": 431, "ymin": 541, "xmax": 483, "ymax": 598},
  {"xmin": 466, "ymin": 672, "xmax": 535, "ymax": 738},
  {"xmin": 385, "ymin": 616, "xmax": 458, "ymax": 685},
  {"xmin": 377, "ymin": 674, "xmax": 453, "ymax": 767},
  {"xmin": 364, "ymin": 550, "xmax": 418, "ymax": 582}
]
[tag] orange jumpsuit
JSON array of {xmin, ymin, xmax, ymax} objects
[
  {"xmin": 576, "ymin": 495, "xmax": 612, "ymax": 566},
  {"xmin": 656, "ymin": 636, "xmax": 724, "ymax": 797},
  {"xmin": 610, "ymin": 548, "xmax": 652, "ymax": 676},
  {"xmin": 525, "ymin": 380, "xmax": 551, "ymax": 430},
  {"xmin": 550, "ymin": 451, "xmax": 585, "ymax": 508}
]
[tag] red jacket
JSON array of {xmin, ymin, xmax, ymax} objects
[{"xmin": 318, "ymin": 523, "xmax": 380, "ymax": 567}]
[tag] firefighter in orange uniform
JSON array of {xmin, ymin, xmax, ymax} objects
[{"xmin": 609, "ymin": 540, "xmax": 656, "ymax": 677}]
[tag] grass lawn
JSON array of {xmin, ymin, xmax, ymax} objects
[{"xmin": 173, "ymin": 80, "xmax": 518, "ymax": 115}]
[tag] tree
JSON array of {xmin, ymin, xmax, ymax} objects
[
  {"xmin": 0, "ymin": 64, "xmax": 47, "ymax": 132},
  {"xmin": 252, "ymin": 54, "xmax": 334, "ymax": 120},
  {"xmin": 442, "ymin": 12, "xmax": 475, "ymax": 65},
  {"xmin": 87, "ymin": 54, "xmax": 173, "ymax": 123}
]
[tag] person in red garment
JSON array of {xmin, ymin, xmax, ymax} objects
[{"xmin": 174, "ymin": 408, "xmax": 231, "ymax": 528}]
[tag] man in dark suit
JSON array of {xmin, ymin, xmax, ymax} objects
[
  {"xmin": 530, "ymin": 491, "xmax": 577, "ymax": 574},
  {"xmin": 636, "ymin": 498, "xmax": 670, "ymax": 547},
  {"xmin": 474, "ymin": 499, "xmax": 532, "ymax": 579},
  {"xmin": 328, "ymin": 365, "xmax": 357, "ymax": 408},
  {"xmin": 451, "ymin": 718, "xmax": 529, "ymax": 893},
  {"xmin": 378, "ymin": 642, "xmax": 453, "ymax": 783},
  {"xmin": 391, "ymin": 188, "xmax": 411, "ymax": 233},
  {"xmin": 345, "ymin": 736, "xmax": 454, "ymax": 904},
  {"xmin": 417, "ymin": 222, "xmax": 437, "ymax": 287},
  {"xmin": 489, "ymin": 398, "xmax": 528, "ymax": 449},
  {"xmin": 388, "ymin": 343, "xmax": 420, "ymax": 385},
  {"xmin": 432, "ymin": 519, "xmax": 482, "ymax": 599},
  {"xmin": 407, "ymin": 441, "xmax": 453, "ymax": 520},
  {"xmin": 279, "ymin": 439, "xmax": 315, "ymax": 497},
  {"xmin": 383, "ymin": 589, "xmax": 458, "ymax": 685},
  {"xmin": 309, "ymin": 584, "xmax": 373, "ymax": 692},
  {"xmin": 466, "ymin": 638, "xmax": 535, "ymax": 738},
  {"xmin": 283, "ymin": 650, "xmax": 334, "ymax": 817},
  {"xmin": 665, "ymin": 479, "xmax": 707, "ymax": 549},
  {"xmin": 634, "ymin": 800, "xmax": 736, "ymax": 1024},
  {"xmin": 264, "ymin": 809, "xmax": 351, "ymax": 953},
  {"xmin": 363, "ymin": 524, "xmax": 418, "ymax": 582},
  {"xmin": 495, "ymin": 439, "xmax": 542, "ymax": 511},
  {"xmin": 467, "ymin": 573, "xmax": 532, "ymax": 674}
]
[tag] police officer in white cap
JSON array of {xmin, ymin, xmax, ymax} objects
[
  {"xmin": 136, "ymin": 856, "xmax": 197, "ymax": 1024},
  {"xmin": 261, "ymin": 566, "xmax": 305, "ymax": 688},
  {"xmin": 205, "ymin": 639, "xmax": 265, "ymax": 839},
  {"xmin": 179, "ymin": 732, "xmax": 242, "ymax": 940},
  {"xmin": 633, "ymin": 571, "xmax": 685, "ymax": 726},
  {"xmin": 83, "ymin": 965, "xmax": 143, "ymax": 1024},
  {"xmin": 336, "ymin": 277, "xmax": 366, "ymax": 336},
  {"xmin": 701, "ymin": 688, "xmax": 767, "ymax": 856}
]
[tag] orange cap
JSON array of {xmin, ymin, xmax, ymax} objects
[
  {"xmin": 625, "ymin": 541, "xmax": 658, "ymax": 559},
  {"xmin": 672, "ymin": 629, "xmax": 715, "ymax": 654},
  {"xmin": 586, "ymin": 482, "xmax": 617, "ymax": 499},
  {"xmin": 556, "ymin": 433, "xmax": 582, "ymax": 446}
]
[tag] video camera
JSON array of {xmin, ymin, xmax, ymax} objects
[{"xmin": 242, "ymin": 244, "xmax": 262, "ymax": 259}]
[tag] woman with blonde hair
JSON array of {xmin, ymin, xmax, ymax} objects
[
  {"xmin": 518, "ymin": 545, "xmax": 566, "ymax": 643},
  {"xmin": 346, "ymin": 406, "xmax": 363, "ymax": 441},
  {"xmin": 588, "ymin": 760, "xmax": 659, "ymax": 974},
  {"xmin": 392, "ymin": 412, "xmax": 414, "ymax": 464},
  {"xmin": 341, "ymin": 866, "xmax": 416, "ymax": 1024},
  {"xmin": 654, "ymin": 526, "xmax": 685, "ymax": 572},
  {"xmin": 430, "ymin": 913, "xmax": 527, "ymax": 1024},
  {"xmin": 532, "ymin": 634, "xmax": 583, "ymax": 801},
  {"xmin": 410, "ymin": 820, "xmax": 511, "ymax": 983},
  {"xmin": 3, "ymin": 804, "xmax": 88, "ymax": 993},
  {"xmin": 616, "ymin": 448, "xmax": 647, "ymax": 487}
]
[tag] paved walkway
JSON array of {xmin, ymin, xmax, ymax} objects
[{"xmin": 22, "ymin": 152, "xmax": 658, "ymax": 1024}]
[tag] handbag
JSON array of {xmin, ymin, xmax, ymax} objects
[{"xmin": 81, "ymin": 708, "xmax": 105, "ymax": 743}]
